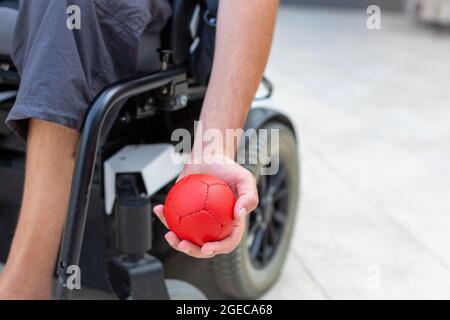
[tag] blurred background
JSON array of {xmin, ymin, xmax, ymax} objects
[{"xmin": 258, "ymin": 0, "xmax": 450, "ymax": 299}]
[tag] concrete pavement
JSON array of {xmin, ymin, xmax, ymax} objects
[{"xmin": 262, "ymin": 5, "xmax": 450, "ymax": 299}]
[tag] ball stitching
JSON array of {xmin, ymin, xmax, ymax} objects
[
  {"xmin": 204, "ymin": 183, "xmax": 235, "ymax": 225},
  {"xmin": 167, "ymin": 175, "xmax": 235, "ymax": 244}
]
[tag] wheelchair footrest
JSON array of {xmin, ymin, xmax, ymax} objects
[{"xmin": 108, "ymin": 254, "xmax": 170, "ymax": 300}]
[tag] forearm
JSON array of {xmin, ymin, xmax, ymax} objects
[{"xmin": 193, "ymin": 0, "xmax": 279, "ymax": 159}]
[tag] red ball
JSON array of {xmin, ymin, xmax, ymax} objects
[{"xmin": 164, "ymin": 174, "xmax": 236, "ymax": 246}]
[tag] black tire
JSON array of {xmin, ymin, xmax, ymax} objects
[{"xmin": 208, "ymin": 121, "xmax": 300, "ymax": 299}]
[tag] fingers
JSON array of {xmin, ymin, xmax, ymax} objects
[
  {"xmin": 164, "ymin": 232, "xmax": 215, "ymax": 259},
  {"xmin": 162, "ymin": 215, "xmax": 246, "ymax": 258},
  {"xmin": 165, "ymin": 231, "xmax": 180, "ymax": 247},
  {"xmin": 201, "ymin": 214, "xmax": 246, "ymax": 255},
  {"xmin": 234, "ymin": 169, "xmax": 259, "ymax": 219},
  {"xmin": 178, "ymin": 240, "xmax": 213, "ymax": 259},
  {"xmin": 153, "ymin": 205, "xmax": 169, "ymax": 229},
  {"xmin": 157, "ymin": 206, "xmax": 220, "ymax": 258}
]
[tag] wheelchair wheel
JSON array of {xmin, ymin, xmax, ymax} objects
[
  {"xmin": 166, "ymin": 279, "xmax": 207, "ymax": 300},
  {"xmin": 208, "ymin": 121, "xmax": 300, "ymax": 299}
]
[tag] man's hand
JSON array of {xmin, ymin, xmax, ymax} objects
[
  {"xmin": 153, "ymin": 153, "xmax": 258, "ymax": 258},
  {"xmin": 152, "ymin": 0, "xmax": 277, "ymax": 259}
]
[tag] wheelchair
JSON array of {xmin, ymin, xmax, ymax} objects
[{"xmin": 0, "ymin": 0, "xmax": 300, "ymax": 300}]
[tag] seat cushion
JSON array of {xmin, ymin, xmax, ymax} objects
[
  {"xmin": 137, "ymin": 32, "xmax": 161, "ymax": 73},
  {"xmin": 0, "ymin": 6, "xmax": 161, "ymax": 72}
]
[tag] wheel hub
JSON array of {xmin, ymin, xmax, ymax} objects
[
  {"xmin": 247, "ymin": 162, "xmax": 290, "ymax": 269},
  {"xmin": 262, "ymin": 193, "xmax": 275, "ymax": 222}
]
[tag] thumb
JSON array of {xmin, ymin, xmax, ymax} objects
[{"xmin": 234, "ymin": 192, "xmax": 258, "ymax": 220}]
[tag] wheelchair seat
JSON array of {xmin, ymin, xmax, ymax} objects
[{"xmin": 0, "ymin": 6, "xmax": 161, "ymax": 73}]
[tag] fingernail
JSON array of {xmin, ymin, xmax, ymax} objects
[
  {"xmin": 239, "ymin": 208, "xmax": 247, "ymax": 218},
  {"xmin": 183, "ymin": 248, "xmax": 190, "ymax": 254},
  {"xmin": 167, "ymin": 240, "xmax": 174, "ymax": 246},
  {"xmin": 205, "ymin": 251, "xmax": 214, "ymax": 256}
]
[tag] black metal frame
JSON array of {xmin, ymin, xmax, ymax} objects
[{"xmin": 55, "ymin": 66, "xmax": 186, "ymax": 300}]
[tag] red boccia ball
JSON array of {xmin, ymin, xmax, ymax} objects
[{"xmin": 164, "ymin": 174, "xmax": 236, "ymax": 246}]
